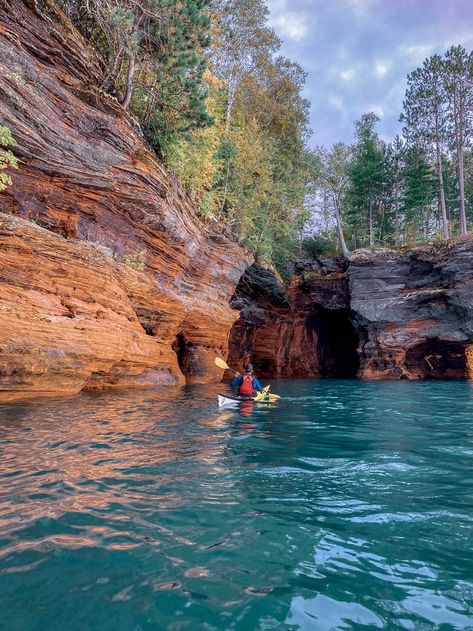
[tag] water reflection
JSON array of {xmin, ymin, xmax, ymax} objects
[{"xmin": 1, "ymin": 380, "xmax": 473, "ymax": 630}]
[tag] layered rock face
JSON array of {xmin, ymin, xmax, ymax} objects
[
  {"xmin": 229, "ymin": 240, "xmax": 473, "ymax": 380},
  {"xmin": 350, "ymin": 242, "xmax": 473, "ymax": 379},
  {"xmin": 227, "ymin": 260, "xmax": 359, "ymax": 378},
  {"xmin": 0, "ymin": 0, "xmax": 249, "ymax": 401}
]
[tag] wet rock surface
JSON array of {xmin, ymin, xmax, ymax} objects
[{"xmin": 228, "ymin": 258, "xmax": 359, "ymax": 378}]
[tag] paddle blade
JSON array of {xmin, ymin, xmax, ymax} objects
[{"xmin": 214, "ymin": 357, "xmax": 230, "ymax": 371}]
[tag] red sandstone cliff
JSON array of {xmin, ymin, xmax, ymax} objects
[
  {"xmin": 0, "ymin": 0, "xmax": 250, "ymax": 402},
  {"xmin": 227, "ymin": 259, "xmax": 358, "ymax": 378}
]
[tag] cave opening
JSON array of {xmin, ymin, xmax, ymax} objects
[
  {"xmin": 307, "ymin": 307, "xmax": 360, "ymax": 378},
  {"xmin": 404, "ymin": 338, "xmax": 471, "ymax": 379},
  {"xmin": 172, "ymin": 333, "xmax": 193, "ymax": 377}
]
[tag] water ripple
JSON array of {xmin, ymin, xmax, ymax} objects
[{"xmin": 0, "ymin": 380, "xmax": 472, "ymax": 630}]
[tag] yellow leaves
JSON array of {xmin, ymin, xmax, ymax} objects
[
  {"xmin": 163, "ymin": 84, "xmax": 226, "ymax": 218},
  {"xmin": 202, "ymin": 69, "xmax": 224, "ymax": 89}
]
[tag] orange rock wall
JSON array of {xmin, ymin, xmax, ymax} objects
[{"xmin": 0, "ymin": 1, "xmax": 250, "ymax": 402}]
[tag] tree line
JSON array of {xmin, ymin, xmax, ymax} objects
[
  {"xmin": 4, "ymin": 1, "xmax": 472, "ymax": 264},
  {"xmin": 54, "ymin": 0, "xmax": 312, "ymax": 267},
  {"xmin": 306, "ymin": 46, "xmax": 473, "ymax": 256}
]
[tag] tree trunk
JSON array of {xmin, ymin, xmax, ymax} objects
[
  {"xmin": 458, "ymin": 143, "xmax": 467, "ymax": 235},
  {"xmin": 368, "ymin": 202, "xmax": 373, "ymax": 248},
  {"xmin": 333, "ymin": 195, "xmax": 350, "ymax": 258},
  {"xmin": 122, "ymin": 53, "xmax": 136, "ymax": 110},
  {"xmin": 436, "ymin": 140, "xmax": 449, "ymax": 239}
]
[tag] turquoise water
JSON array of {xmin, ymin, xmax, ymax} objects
[{"xmin": 1, "ymin": 380, "xmax": 473, "ymax": 630}]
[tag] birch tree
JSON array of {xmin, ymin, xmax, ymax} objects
[{"xmin": 315, "ymin": 144, "xmax": 351, "ymax": 257}]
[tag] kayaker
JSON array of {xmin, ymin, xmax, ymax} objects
[{"xmin": 230, "ymin": 363, "xmax": 264, "ymax": 397}]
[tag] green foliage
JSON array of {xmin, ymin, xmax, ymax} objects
[
  {"xmin": 59, "ymin": 0, "xmax": 213, "ymax": 154},
  {"xmin": 0, "ymin": 126, "xmax": 18, "ymax": 192},
  {"xmin": 346, "ymin": 113, "xmax": 387, "ymax": 248},
  {"xmin": 301, "ymin": 235, "xmax": 336, "ymax": 257},
  {"xmin": 59, "ymin": 0, "xmax": 311, "ymax": 267},
  {"xmin": 401, "ymin": 146, "xmax": 437, "ymax": 243},
  {"xmin": 163, "ymin": 0, "xmax": 312, "ymax": 267},
  {"xmin": 121, "ymin": 250, "xmax": 146, "ymax": 270}
]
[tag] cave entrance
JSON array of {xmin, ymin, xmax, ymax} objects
[
  {"xmin": 307, "ymin": 307, "xmax": 359, "ymax": 378},
  {"xmin": 172, "ymin": 333, "xmax": 193, "ymax": 377},
  {"xmin": 405, "ymin": 338, "xmax": 471, "ymax": 379}
]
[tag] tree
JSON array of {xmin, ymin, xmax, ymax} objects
[
  {"xmin": 210, "ymin": 0, "xmax": 279, "ymax": 127},
  {"xmin": 400, "ymin": 145, "xmax": 437, "ymax": 243},
  {"xmin": 314, "ymin": 144, "xmax": 351, "ymax": 257},
  {"xmin": 444, "ymin": 45, "xmax": 473, "ymax": 236},
  {"xmin": 401, "ymin": 55, "xmax": 450, "ymax": 238},
  {"xmin": 60, "ymin": 0, "xmax": 213, "ymax": 153},
  {"xmin": 0, "ymin": 126, "xmax": 18, "ymax": 192},
  {"xmin": 347, "ymin": 113, "xmax": 386, "ymax": 248},
  {"xmin": 383, "ymin": 135, "xmax": 404, "ymax": 246}
]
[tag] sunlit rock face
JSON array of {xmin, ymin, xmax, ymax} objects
[
  {"xmin": 229, "ymin": 241, "xmax": 473, "ymax": 381},
  {"xmin": 349, "ymin": 241, "xmax": 473, "ymax": 380},
  {"xmin": 0, "ymin": 1, "xmax": 250, "ymax": 401}
]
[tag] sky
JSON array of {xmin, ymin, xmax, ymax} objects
[{"xmin": 267, "ymin": 0, "xmax": 473, "ymax": 148}]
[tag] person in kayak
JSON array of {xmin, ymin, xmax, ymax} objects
[{"xmin": 230, "ymin": 363, "xmax": 264, "ymax": 398}]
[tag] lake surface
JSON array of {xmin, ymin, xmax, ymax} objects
[{"xmin": 1, "ymin": 380, "xmax": 473, "ymax": 630}]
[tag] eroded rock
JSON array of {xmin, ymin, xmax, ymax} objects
[{"xmin": 0, "ymin": 1, "xmax": 250, "ymax": 401}]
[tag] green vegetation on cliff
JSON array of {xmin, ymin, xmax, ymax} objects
[
  {"xmin": 0, "ymin": 126, "xmax": 17, "ymax": 192},
  {"xmin": 59, "ymin": 0, "xmax": 312, "ymax": 267}
]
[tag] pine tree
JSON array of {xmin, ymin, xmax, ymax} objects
[
  {"xmin": 444, "ymin": 46, "xmax": 473, "ymax": 236},
  {"xmin": 347, "ymin": 113, "xmax": 386, "ymax": 248},
  {"xmin": 60, "ymin": 0, "xmax": 213, "ymax": 153},
  {"xmin": 401, "ymin": 55, "xmax": 449, "ymax": 238},
  {"xmin": 384, "ymin": 135, "xmax": 404, "ymax": 245},
  {"xmin": 400, "ymin": 146, "xmax": 437, "ymax": 243}
]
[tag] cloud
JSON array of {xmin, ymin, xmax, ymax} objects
[
  {"xmin": 367, "ymin": 104, "xmax": 385, "ymax": 118},
  {"xmin": 374, "ymin": 60, "xmax": 390, "ymax": 78},
  {"xmin": 328, "ymin": 95, "xmax": 345, "ymax": 111},
  {"xmin": 344, "ymin": 0, "xmax": 378, "ymax": 16},
  {"xmin": 265, "ymin": 0, "xmax": 473, "ymax": 147},
  {"xmin": 398, "ymin": 43, "xmax": 436, "ymax": 65},
  {"xmin": 340, "ymin": 68, "xmax": 356, "ymax": 82},
  {"xmin": 267, "ymin": 0, "xmax": 310, "ymax": 42},
  {"xmin": 269, "ymin": 12, "xmax": 309, "ymax": 41}
]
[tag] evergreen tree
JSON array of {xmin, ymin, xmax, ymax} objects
[
  {"xmin": 60, "ymin": 0, "xmax": 213, "ymax": 153},
  {"xmin": 401, "ymin": 55, "xmax": 449, "ymax": 238},
  {"xmin": 444, "ymin": 45, "xmax": 473, "ymax": 235},
  {"xmin": 384, "ymin": 135, "xmax": 404, "ymax": 246},
  {"xmin": 347, "ymin": 113, "xmax": 386, "ymax": 248},
  {"xmin": 400, "ymin": 146, "xmax": 437, "ymax": 243}
]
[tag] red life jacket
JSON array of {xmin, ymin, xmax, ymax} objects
[{"xmin": 240, "ymin": 374, "xmax": 255, "ymax": 396}]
